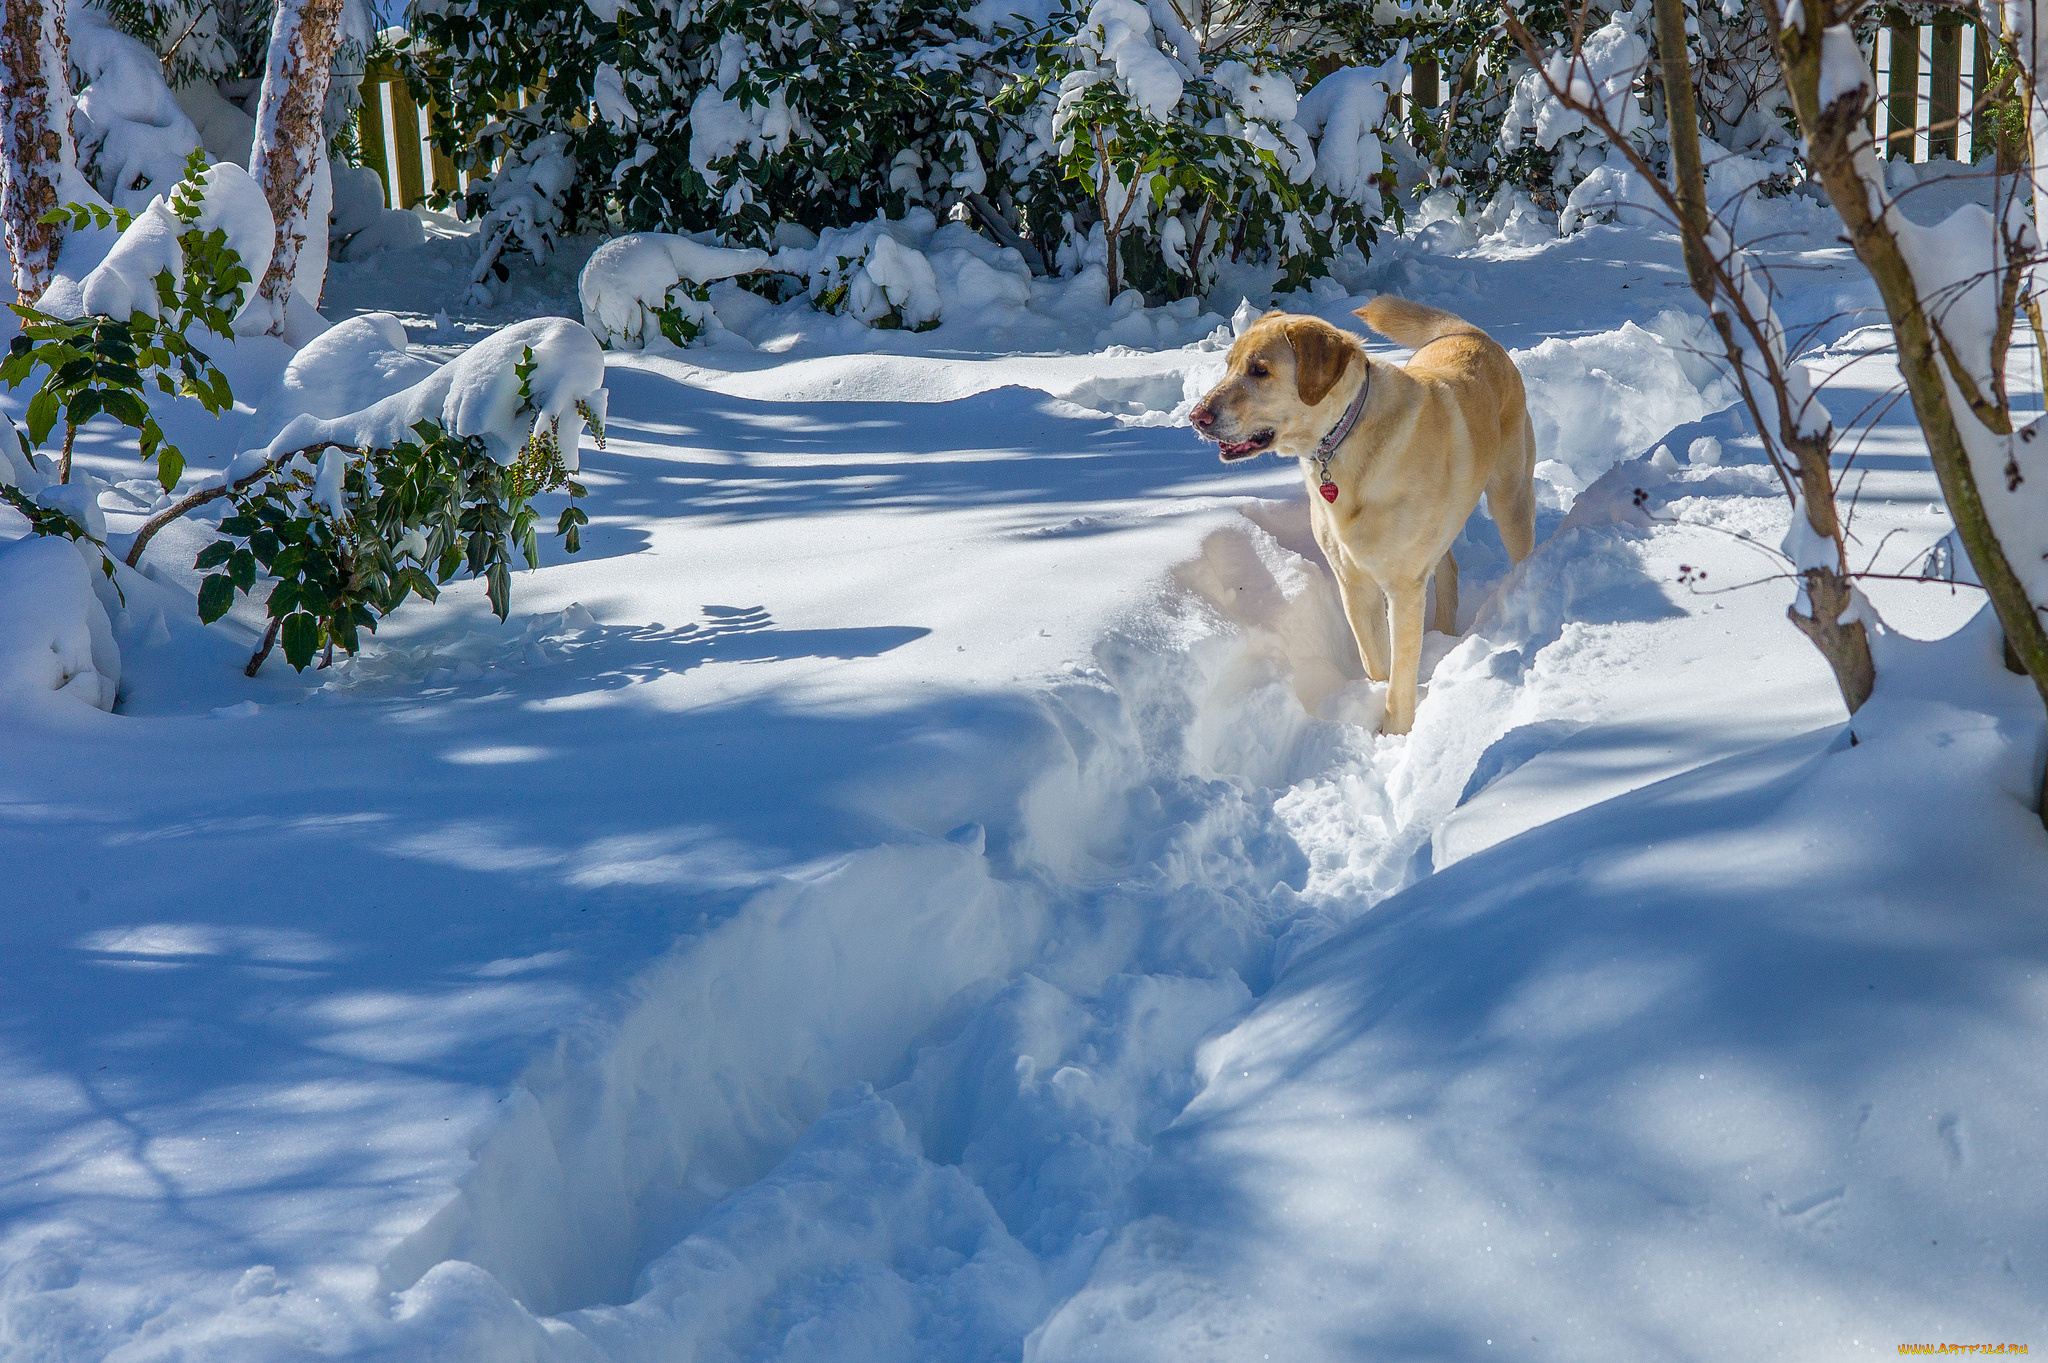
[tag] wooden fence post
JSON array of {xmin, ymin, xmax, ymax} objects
[
  {"xmin": 1411, "ymin": 55, "xmax": 1438, "ymax": 110},
  {"xmin": 1887, "ymin": 12, "xmax": 1919, "ymax": 160},
  {"xmin": 1928, "ymin": 16, "xmax": 1962, "ymax": 160},
  {"xmin": 358, "ymin": 67, "xmax": 392, "ymax": 209}
]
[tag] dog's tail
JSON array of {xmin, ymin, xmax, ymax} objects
[{"xmin": 1354, "ymin": 295, "xmax": 1482, "ymax": 350}]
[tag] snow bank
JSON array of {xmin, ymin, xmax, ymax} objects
[
  {"xmin": 1512, "ymin": 311, "xmax": 1740, "ymax": 498},
  {"xmin": 0, "ymin": 536, "xmax": 121, "ymax": 712}
]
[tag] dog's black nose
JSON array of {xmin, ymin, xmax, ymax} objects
[{"xmin": 1190, "ymin": 405, "xmax": 1215, "ymax": 430}]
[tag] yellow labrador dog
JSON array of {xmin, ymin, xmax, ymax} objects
[{"xmin": 1189, "ymin": 296, "xmax": 1536, "ymax": 734}]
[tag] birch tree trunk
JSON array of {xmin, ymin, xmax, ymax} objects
[
  {"xmin": 1776, "ymin": 0, "xmax": 2048, "ymax": 819},
  {"xmin": 247, "ymin": 0, "xmax": 343, "ymax": 335},
  {"xmin": 0, "ymin": 0, "xmax": 77, "ymax": 305}
]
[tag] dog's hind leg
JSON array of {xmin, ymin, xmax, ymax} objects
[
  {"xmin": 1334, "ymin": 571, "xmax": 1391, "ymax": 682},
  {"xmin": 1382, "ymin": 579, "xmax": 1427, "ymax": 735},
  {"xmin": 1490, "ymin": 421, "xmax": 1538, "ymax": 565},
  {"xmin": 1432, "ymin": 551, "xmax": 1459, "ymax": 635}
]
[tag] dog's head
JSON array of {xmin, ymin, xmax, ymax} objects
[{"xmin": 1188, "ymin": 311, "xmax": 1362, "ymax": 461}]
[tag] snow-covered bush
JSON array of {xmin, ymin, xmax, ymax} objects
[
  {"xmin": 69, "ymin": 7, "xmax": 209, "ymax": 211},
  {"xmin": 329, "ymin": 163, "xmax": 425, "ymax": 261},
  {"xmin": 0, "ymin": 534, "xmax": 121, "ymax": 711},
  {"xmin": 1500, "ymin": 6, "xmax": 1653, "ymax": 212},
  {"xmin": 185, "ymin": 317, "xmax": 608, "ymax": 672},
  {"xmin": 465, "ymin": 132, "xmax": 576, "ymax": 304},
  {"xmin": 576, "ymin": 212, "xmax": 1043, "ymax": 349},
  {"xmin": 5, "ymin": 153, "xmax": 257, "ymax": 492},
  {"xmin": 410, "ymin": 0, "xmax": 1405, "ymax": 300},
  {"xmin": 93, "ymin": 0, "xmax": 377, "ymax": 150},
  {"xmin": 1017, "ymin": 0, "xmax": 1403, "ymax": 298},
  {"xmin": 578, "ymin": 233, "xmax": 769, "ymax": 349},
  {"xmin": 409, "ymin": 0, "xmax": 1011, "ymax": 245}
]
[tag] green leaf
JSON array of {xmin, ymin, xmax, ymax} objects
[
  {"xmin": 25, "ymin": 389, "xmax": 58, "ymax": 445},
  {"xmin": 156, "ymin": 446, "xmax": 185, "ymax": 491},
  {"xmin": 194, "ymin": 541, "xmax": 233, "ymax": 570},
  {"xmin": 280, "ymin": 613, "xmax": 320, "ymax": 671},
  {"xmin": 486, "ymin": 560, "xmax": 511, "ymax": 620},
  {"xmin": 197, "ymin": 573, "xmax": 236, "ymax": 623}
]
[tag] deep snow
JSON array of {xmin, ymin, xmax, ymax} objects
[{"xmin": 2, "ymin": 184, "xmax": 2041, "ymax": 1362}]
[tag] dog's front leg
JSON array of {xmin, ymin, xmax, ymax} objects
[
  {"xmin": 1334, "ymin": 571, "xmax": 1391, "ymax": 682},
  {"xmin": 1382, "ymin": 579, "xmax": 1427, "ymax": 735}
]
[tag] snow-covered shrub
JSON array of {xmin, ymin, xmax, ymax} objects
[
  {"xmin": 796, "ymin": 216, "xmax": 952, "ymax": 331},
  {"xmin": 411, "ymin": 0, "xmax": 1406, "ymax": 299},
  {"xmin": 5, "ymin": 152, "xmax": 258, "ymax": 491},
  {"xmin": 328, "ymin": 163, "xmax": 425, "ymax": 260},
  {"xmin": 0, "ymin": 535, "xmax": 121, "ymax": 711},
  {"xmin": 190, "ymin": 318, "xmax": 608, "ymax": 672},
  {"xmin": 1006, "ymin": 1, "xmax": 1403, "ymax": 298},
  {"xmin": 93, "ymin": 0, "xmax": 378, "ymax": 150},
  {"xmin": 69, "ymin": 7, "xmax": 208, "ymax": 211},
  {"xmin": 465, "ymin": 132, "xmax": 576, "ymax": 304},
  {"xmin": 409, "ymin": 0, "xmax": 1014, "ymax": 246},
  {"xmin": 576, "ymin": 212, "xmax": 1041, "ymax": 349},
  {"xmin": 577, "ymin": 233, "xmax": 769, "ymax": 349},
  {"xmin": 1500, "ymin": 5, "xmax": 1653, "ymax": 211}
]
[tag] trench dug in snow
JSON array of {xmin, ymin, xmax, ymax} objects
[{"xmin": 371, "ymin": 466, "xmax": 1656, "ymax": 1351}]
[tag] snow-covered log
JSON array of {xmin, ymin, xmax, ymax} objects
[
  {"xmin": 246, "ymin": 0, "xmax": 344, "ymax": 337},
  {"xmin": 0, "ymin": 0, "xmax": 86, "ymax": 303}
]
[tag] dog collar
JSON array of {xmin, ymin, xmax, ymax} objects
[{"xmin": 1310, "ymin": 365, "xmax": 1371, "ymax": 503}]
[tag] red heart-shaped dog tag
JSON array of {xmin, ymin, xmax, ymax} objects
[{"xmin": 1319, "ymin": 481, "xmax": 1339, "ymax": 503}]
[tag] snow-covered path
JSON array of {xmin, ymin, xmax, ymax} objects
[{"xmin": 3, "ymin": 217, "xmax": 2029, "ymax": 1359}]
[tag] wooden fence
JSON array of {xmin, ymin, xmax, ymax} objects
[{"xmin": 354, "ymin": 60, "xmax": 463, "ymax": 210}]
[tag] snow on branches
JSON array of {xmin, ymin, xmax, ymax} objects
[{"xmin": 411, "ymin": 0, "xmax": 1407, "ymax": 302}]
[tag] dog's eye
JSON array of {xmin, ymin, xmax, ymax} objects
[{"xmin": 1247, "ymin": 362, "xmax": 1268, "ymax": 378}]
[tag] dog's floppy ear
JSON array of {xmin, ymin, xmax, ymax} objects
[{"xmin": 1285, "ymin": 317, "xmax": 1355, "ymax": 407}]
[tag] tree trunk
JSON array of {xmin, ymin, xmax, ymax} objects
[
  {"xmin": 1777, "ymin": 0, "xmax": 2048, "ymax": 815},
  {"xmin": 1657, "ymin": 0, "xmax": 1875, "ymax": 714},
  {"xmin": 1652, "ymin": 0, "xmax": 1714, "ymax": 306},
  {"xmin": 247, "ymin": 0, "xmax": 343, "ymax": 335},
  {"xmin": 0, "ymin": 0, "xmax": 76, "ymax": 305}
]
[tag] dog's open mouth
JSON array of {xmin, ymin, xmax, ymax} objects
[{"xmin": 1216, "ymin": 430, "xmax": 1275, "ymax": 460}]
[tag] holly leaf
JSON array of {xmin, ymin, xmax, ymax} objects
[
  {"xmin": 25, "ymin": 389, "xmax": 58, "ymax": 445},
  {"xmin": 280, "ymin": 612, "xmax": 320, "ymax": 671},
  {"xmin": 156, "ymin": 446, "xmax": 185, "ymax": 491},
  {"xmin": 197, "ymin": 573, "xmax": 236, "ymax": 623}
]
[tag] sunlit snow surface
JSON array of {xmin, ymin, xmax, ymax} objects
[{"xmin": 2, "ymin": 195, "xmax": 2041, "ymax": 1360}]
